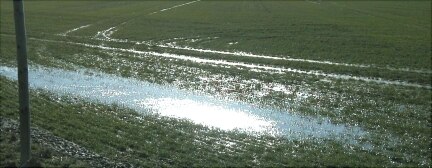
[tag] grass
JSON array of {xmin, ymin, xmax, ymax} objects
[
  {"xmin": 116, "ymin": 1, "xmax": 431, "ymax": 69},
  {"xmin": 1, "ymin": 0, "xmax": 431, "ymax": 167},
  {"xmin": 0, "ymin": 128, "xmax": 91, "ymax": 167},
  {"xmin": 1, "ymin": 76, "xmax": 393, "ymax": 167},
  {"xmin": 0, "ymin": 118, "xmax": 90, "ymax": 167},
  {"xmin": 1, "ymin": 1, "xmax": 430, "ymax": 69}
]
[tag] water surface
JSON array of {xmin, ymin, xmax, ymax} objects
[{"xmin": 0, "ymin": 65, "xmax": 366, "ymax": 142}]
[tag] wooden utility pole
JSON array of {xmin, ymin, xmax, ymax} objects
[{"xmin": 13, "ymin": 0, "xmax": 31, "ymax": 165}]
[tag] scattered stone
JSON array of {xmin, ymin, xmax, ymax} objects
[{"xmin": 0, "ymin": 117, "xmax": 132, "ymax": 167}]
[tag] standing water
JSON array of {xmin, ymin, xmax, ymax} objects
[{"xmin": 0, "ymin": 65, "xmax": 366, "ymax": 142}]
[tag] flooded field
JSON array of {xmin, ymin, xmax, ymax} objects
[
  {"xmin": 0, "ymin": 65, "xmax": 367, "ymax": 142},
  {"xmin": 1, "ymin": 0, "xmax": 431, "ymax": 166}
]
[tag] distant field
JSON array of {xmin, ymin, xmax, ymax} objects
[{"xmin": 1, "ymin": 1, "xmax": 431, "ymax": 167}]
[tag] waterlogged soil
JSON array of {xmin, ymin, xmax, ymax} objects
[
  {"xmin": 19, "ymin": 35, "xmax": 432, "ymax": 88},
  {"xmin": 0, "ymin": 65, "xmax": 367, "ymax": 145},
  {"xmin": 0, "ymin": 1, "xmax": 430, "ymax": 165},
  {"xmin": 1, "ymin": 32, "xmax": 431, "ymax": 165}
]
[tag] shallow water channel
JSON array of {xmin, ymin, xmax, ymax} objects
[{"xmin": 1, "ymin": 65, "xmax": 366, "ymax": 142}]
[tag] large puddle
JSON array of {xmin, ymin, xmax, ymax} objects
[{"xmin": 0, "ymin": 65, "xmax": 366, "ymax": 142}]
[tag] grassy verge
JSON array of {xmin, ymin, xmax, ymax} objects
[{"xmin": 0, "ymin": 120, "xmax": 91, "ymax": 167}]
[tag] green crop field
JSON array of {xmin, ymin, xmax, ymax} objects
[{"xmin": 1, "ymin": 0, "xmax": 431, "ymax": 167}]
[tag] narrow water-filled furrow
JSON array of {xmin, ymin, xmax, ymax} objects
[
  {"xmin": 93, "ymin": 34, "xmax": 431, "ymax": 74},
  {"xmin": 22, "ymin": 36, "xmax": 432, "ymax": 89},
  {"xmin": 156, "ymin": 42, "xmax": 432, "ymax": 74},
  {"xmin": 39, "ymin": 28, "xmax": 432, "ymax": 75},
  {"xmin": 87, "ymin": 35, "xmax": 432, "ymax": 84},
  {"xmin": 57, "ymin": 24, "xmax": 92, "ymax": 37},
  {"xmin": 148, "ymin": 0, "xmax": 201, "ymax": 15}
]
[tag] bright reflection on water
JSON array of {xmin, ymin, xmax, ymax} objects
[
  {"xmin": 0, "ymin": 66, "xmax": 366, "ymax": 141},
  {"xmin": 139, "ymin": 98, "xmax": 273, "ymax": 132}
]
